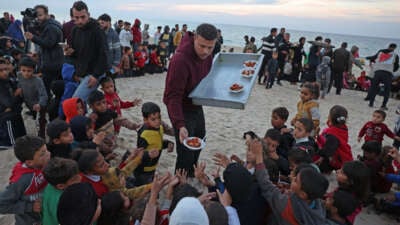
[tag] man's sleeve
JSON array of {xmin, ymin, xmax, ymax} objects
[
  {"xmin": 163, "ymin": 58, "xmax": 190, "ymax": 129},
  {"xmin": 0, "ymin": 175, "xmax": 34, "ymax": 215},
  {"xmin": 37, "ymin": 78, "xmax": 48, "ymax": 107},
  {"xmin": 93, "ymin": 29, "xmax": 108, "ymax": 77},
  {"xmin": 32, "ymin": 25, "xmax": 60, "ymax": 49}
]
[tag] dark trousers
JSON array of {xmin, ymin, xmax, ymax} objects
[
  {"xmin": 367, "ymin": 70, "xmax": 392, "ymax": 107},
  {"xmin": 42, "ymin": 68, "xmax": 62, "ymax": 99},
  {"xmin": 0, "ymin": 113, "xmax": 26, "ymax": 147},
  {"xmin": 32, "ymin": 108, "xmax": 47, "ymax": 138},
  {"xmin": 267, "ymin": 73, "xmax": 277, "ymax": 88},
  {"xmin": 174, "ymin": 108, "xmax": 206, "ymax": 177},
  {"xmin": 258, "ymin": 54, "xmax": 271, "ymax": 83},
  {"xmin": 333, "ymin": 69, "xmax": 344, "ymax": 94}
]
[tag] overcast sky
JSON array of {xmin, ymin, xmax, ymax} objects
[{"xmin": 1, "ymin": 0, "xmax": 399, "ymax": 39}]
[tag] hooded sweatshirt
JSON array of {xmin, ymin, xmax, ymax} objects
[
  {"xmin": 6, "ymin": 20, "xmax": 24, "ymax": 43},
  {"xmin": 61, "ymin": 63, "xmax": 78, "ymax": 104},
  {"xmin": 62, "ymin": 97, "xmax": 83, "ymax": 123},
  {"xmin": 31, "ymin": 18, "xmax": 64, "ymax": 72},
  {"xmin": 71, "ymin": 18, "xmax": 108, "ymax": 78},
  {"xmin": 0, "ymin": 162, "xmax": 47, "ymax": 225},
  {"xmin": 131, "ymin": 19, "xmax": 142, "ymax": 45},
  {"xmin": 163, "ymin": 32, "xmax": 213, "ymax": 129},
  {"xmin": 255, "ymin": 164, "xmax": 337, "ymax": 225}
]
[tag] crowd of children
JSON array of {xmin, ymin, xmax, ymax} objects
[{"xmin": 2, "ymin": 8, "xmax": 400, "ymax": 225}]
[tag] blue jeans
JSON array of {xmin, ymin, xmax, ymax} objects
[{"xmin": 73, "ymin": 75, "xmax": 104, "ymax": 102}]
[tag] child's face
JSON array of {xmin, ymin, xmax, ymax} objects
[
  {"xmin": 86, "ymin": 127, "xmax": 94, "ymax": 139},
  {"xmin": 20, "ymin": 65, "xmax": 34, "ymax": 79},
  {"xmin": 0, "ymin": 64, "xmax": 9, "ymax": 80},
  {"xmin": 138, "ymin": 45, "xmax": 144, "ymax": 51},
  {"xmin": 290, "ymin": 173, "xmax": 306, "ymax": 199},
  {"xmin": 160, "ymin": 42, "xmax": 167, "ymax": 48},
  {"xmin": 91, "ymin": 99, "xmax": 107, "ymax": 113},
  {"xmin": 271, "ymin": 113, "xmax": 286, "ymax": 128},
  {"xmin": 54, "ymin": 128, "xmax": 74, "ymax": 145},
  {"xmin": 144, "ymin": 112, "xmax": 161, "ymax": 129},
  {"xmin": 101, "ymin": 81, "xmax": 115, "ymax": 95},
  {"xmin": 293, "ymin": 121, "xmax": 310, "ymax": 139},
  {"xmin": 26, "ymin": 145, "xmax": 51, "ymax": 169},
  {"xmin": 335, "ymin": 168, "xmax": 348, "ymax": 185},
  {"xmin": 300, "ymin": 87, "xmax": 313, "ymax": 102},
  {"xmin": 371, "ymin": 112, "xmax": 384, "ymax": 124},
  {"xmin": 91, "ymin": 154, "xmax": 110, "ymax": 175},
  {"xmin": 263, "ymin": 137, "xmax": 279, "ymax": 154},
  {"xmin": 272, "ymin": 53, "xmax": 278, "ymax": 59},
  {"xmin": 77, "ymin": 101, "xmax": 85, "ymax": 116}
]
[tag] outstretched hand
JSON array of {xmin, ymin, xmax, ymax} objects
[{"xmin": 213, "ymin": 153, "xmax": 230, "ymax": 168}]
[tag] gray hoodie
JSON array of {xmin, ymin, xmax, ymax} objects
[{"xmin": 255, "ymin": 166, "xmax": 337, "ymax": 225}]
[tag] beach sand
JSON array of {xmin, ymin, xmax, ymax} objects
[{"xmin": 1, "ymin": 51, "xmax": 399, "ymax": 224}]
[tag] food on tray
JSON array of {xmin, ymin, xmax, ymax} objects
[
  {"xmin": 241, "ymin": 69, "xmax": 255, "ymax": 76},
  {"xmin": 230, "ymin": 83, "xmax": 243, "ymax": 91},
  {"xmin": 243, "ymin": 61, "xmax": 256, "ymax": 68},
  {"xmin": 186, "ymin": 137, "xmax": 201, "ymax": 148}
]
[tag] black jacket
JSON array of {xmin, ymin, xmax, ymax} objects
[
  {"xmin": 71, "ymin": 18, "xmax": 108, "ymax": 78},
  {"xmin": 0, "ymin": 78, "xmax": 22, "ymax": 117},
  {"xmin": 32, "ymin": 18, "xmax": 64, "ymax": 72},
  {"xmin": 332, "ymin": 47, "xmax": 350, "ymax": 72}
]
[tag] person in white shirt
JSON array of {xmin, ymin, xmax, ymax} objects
[{"xmin": 119, "ymin": 21, "xmax": 133, "ymax": 47}]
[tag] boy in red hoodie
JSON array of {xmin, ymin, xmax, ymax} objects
[
  {"xmin": 100, "ymin": 77, "xmax": 141, "ymax": 133},
  {"xmin": 0, "ymin": 135, "xmax": 50, "ymax": 225}
]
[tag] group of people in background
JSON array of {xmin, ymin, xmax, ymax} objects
[
  {"xmin": 243, "ymin": 27, "xmax": 399, "ymax": 110},
  {"xmin": 0, "ymin": 1, "xmax": 400, "ymax": 225}
]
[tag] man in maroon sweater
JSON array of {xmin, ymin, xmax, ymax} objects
[{"xmin": 163, "ymin": 23, "xmax": 217, "ymax": 176}]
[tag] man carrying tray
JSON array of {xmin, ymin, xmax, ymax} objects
[{"xmin": 163, "ymin": 23, "xmax": 218, "ymax": 177}]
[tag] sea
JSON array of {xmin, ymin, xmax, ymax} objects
[{"xmin": 140, "ymin": 19, "xmax": 400, "ymax": 57}]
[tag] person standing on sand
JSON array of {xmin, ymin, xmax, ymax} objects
[
  {"xmin": 365, "ymin": 43, "xmax": 399, "ymax": 110},
  {"xmin": 258, "ymin": 28, "xmax": 277, "ymax": 84},
  {"xmin": 65, "ymin": 1, "xmax": 108, "ymax": 102},
  {"xmin": 331, "ymin": 42, "xmax": 350, "ymax": 95},
  {"xmin": 163, "ymin": 23, "xmax": 217, "ymax": 177}
]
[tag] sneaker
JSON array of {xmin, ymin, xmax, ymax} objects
[
  {"xmin": 364, "ymin": 97, "xmax": 370, "ymax": 101},
  {"xmin": 277, "ymin": 81, "xmax": 282, "ymax": 86},
  {"xmin": 380, "ymin": 106, "xmax": 388, "ymax": 111},
  {"xmin": 369, "ymin": 103, "xmax": 373, "ymax": 108}
]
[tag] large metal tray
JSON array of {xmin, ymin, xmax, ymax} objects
[{"xmin": 189, "ymin": 53, "xmax": 264, "ymax": 109}]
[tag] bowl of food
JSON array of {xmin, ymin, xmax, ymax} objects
[
  {"xmin": 230, "ymin": 83, "xmax": 244, "ymax": 93},
  {"xmin": 183, "ymin": 137, "xmax": 206, "ymax": 150},
  {"xmin": 241, "ymin": 68, "xmax": 255, "ymax": 78},
  {"xmin": 243, "ymin": 60, "xmax": 257, "ymax": 68}
]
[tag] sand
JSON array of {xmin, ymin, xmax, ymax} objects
[{"xmin": 1, "ymin": 50, "xmax": 399, "ymax": 224}]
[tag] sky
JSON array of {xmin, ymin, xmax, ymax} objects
[{"xmin": 1, "ymin": 0, "xmax": 400, "ymax": 39}]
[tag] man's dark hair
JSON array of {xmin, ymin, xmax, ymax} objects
[
  {"xmin": 315, "ymin": 36, "xmax": 323, "ymax": 41},
  {"xmin": 87, "ymin": 90, "xmax": 105, "ymax": 105},
  {"xmin": 361, "ymin": 141, "xmax": 382, "ymax": 155},
  {"xmin": 182, "ymin": 24, "xmax": 187, "ymax": 27},
  {"xmin": 264, "ymin": 128, "xmax": 281, "ymax": 141},
  {"xmin": 43, "ymin": 157, "xmax": 79, "ymax": 186},
  {"xmin": 196, "ymin": 23, "xmax": 218, "ymax": 41},
  {"xmin": 142, "ymin": 102, "xmax": 161, "ymax": 118},
  {"xmin": 14, "ymin": 135, "xmax": 46, "ymax": 162},
  {"xmin": 389, "ymin": 43, "xmax": 397, "ymax": 49},
  {"xmin": 118, "ymin": 20, "xmax": 123, "ymax": 24},
  {"xmin": 374, "ymin": 109, "xmax": 386, "ymax": 120},
  {"xmin": 325, "ymin": 38, "xmax": 331, "ymax": 44},
  {"xmin": 98, "ymin": 14, "xmax": 111, "ymax": 22},
  {"xmin": 157, "ymin": 26, "xmax": 162, "ymax": 30},
  {"xmin": 72, "ymin": 1, "xmax": 88, "ymax": 12},
  {"xmin": 297, "ymin": 118, "xmax": 314, "ymax": 133},
  {"xmin": 272, "ymin": 107, "xmax": 289, "ymax": 121},
  {"xmin": 19, "ymin": 56, "xmax": 36, "ymax": 69},
  {"xmin": 250, "ymin": 36, "xmax": 255, "ymax": 42},
  {"xmin": 299, "ymin": 168, "xmax": 328, "ymax": 200},
  {"xmin": 124, "ymin": 21, "xmax": 131, "ymax": 26},
  {"xmin": 47, "ymin": 119, "xmax": 70, "ymax": 141},
  {"xmin": 34, "ymin": 5, "xmax": 49, "ymax": 14},
  {"xmin": 270, "ymin": 28, "xmax": 277, "ymax": 33},
  {"xmin": 203, "ymin": 201, "xmax": 228, "ymax": 225},
  {"xmin": 341, "ymin": 42, "xmax": 348, "ymax": 48}
]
